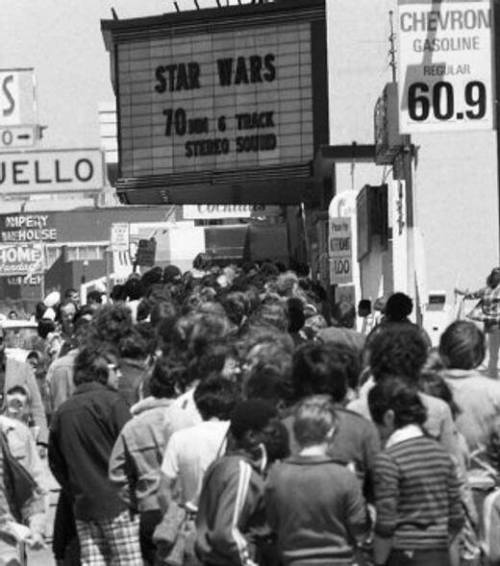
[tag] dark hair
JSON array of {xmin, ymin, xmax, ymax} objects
[
  {"xmin": 222, "ymin": 292, "xmax": 249, "ymax": 327},
  {"xmin": 86, "ymin": 290, "xmax": 103, "ymax": 305},
  {"xmin": 110, "ymin": 284, "xmax": 127, "ymax": 302},
  {"xmin": 90, "ymin": 304, "xmax": 134, "ymax": 345},
  {"xmin": 368, "ymin": 377, "xmax": 427, "ymax": 428},
  {"xmin": 287, "ymin": 298, "xmax": 305, "ymax": 333},
  {"xmin": 64, "ymin": 288, "xmax": 77, "ymax": 299},
  {"xmin": 245, "ymin": 363, "xmax": 293, "ymax": 407},
  {"xmin": 118, "ymin": 330, "xmax": 148, "ymax": 360},
  {"xmin": 439, "ymin": 320, "xmax": 485, "ymax": 370},
  {"xmin": 194, "ymin": 374, "xmax": 239, "ymax": 420},
  {"xmin": 229, "ymin": 399, "xmax": 278, "ymax": 441},
  {"xmin": 37, "ymin": 318, "xmax": 55, "ymax": 339},
  {"xmin": 5, "ymin": 385, "xmax": 28, "ymax": 397},
  {"xmin": 369, "ymin": 325, "xmax": 428, "ymax": 383},
  {"xmin": 137, "ymin": 298, "xmax": 153, "ymax": 322},
  {"xmin": 124, "ymin": 278, "xmax": 144, "ymax": 301},
  {"xmin": 74, "ymin": 345, "xmax": 117, "ymax": 386},
  {"xmin": 487, "ymin": 268, "xmax": 500, "ymax": 289},
  {"xmin": 385, "ymin": 293, "xmax": 413, "ymax": 322},
  {"xmin": 292, "ymin": 342, "xmax": 349, "ymax": 402},
  {"xmin": 149, "ymin": 357, "xmax": 182, "ymax": 399}
]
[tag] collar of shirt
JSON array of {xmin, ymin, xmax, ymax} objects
[{"xmin": 386, "ymin": 424, "xmax": 423, "ymax": 449}]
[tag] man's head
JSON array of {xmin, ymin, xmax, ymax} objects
[
  {"xmin": 86, "ymin": 290, "xmax": 103, "ymax": 312},
  {"xmin": 3, "ymin": 385, "xmax": 30, "ymax": 420},
  {"xmin": 291, "ymin": 342, "xmax": 349, "ymax": 403},
  {"xmin": 64, "ymin": 288, "xmax": 80, "ymax": 307},
  {"xmin": 384, "ymin": 292, "xmax": 413, "ymax": 322},
  {"xmin": 332, "ymin": 300, "xmax": 356, "ymax": 329},
  {"xmin": 439, "ymin": 320, "xmax": 485, "ymax": 370},
  {"xmin": 229, "ymin": 399, "xmax": 289, "ymax": 463},
  {"xmin": 293, "ymin": 395, "xmax": 336, "ymax": 449},
  {"xmin": 194, "ymin": 374, "xmax": 239, "ymax": 421},
  {"xmin": 368, "ymin": 376, "xmax": 427, "ymax": 444},
  {"xmin": 73, "ymin": 345, "xmax": 121, "ymax": 389},
  {"xmin": 369, "ymin": 325, "xmax": 428, "ymax": 384}
]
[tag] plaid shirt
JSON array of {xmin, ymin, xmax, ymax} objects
[{"xmin": 467, "ymin": 285, "xmax": 500, "ymax": 328}]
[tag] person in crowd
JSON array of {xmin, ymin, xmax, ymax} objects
[
  {"xmin": 26, "ymin": 350, "xmax": 51, "ymax": 420},
  {"xmin": 109, "ymin": 357, "xmax": 184, "ymax": 565},
  {"xmin": 347, "ymin": 324, "xmax": 459, "ymax": 457},
  {"xmin": 317, "ymin": 300, "xmax": 366, "ymax": 355},
  {"xmin": 195, "ymin": 399, "xmax": 288, "ymax": 566},
  {"xmin": 439, "ymin": 320, "xmax": 500, "ymax": 450},
  {"xmin": 456, "ymin": 267, "xmax": 500, "ymax": 378},
  {"xmin": 116, "ymin": 328, "xmax": 151, "ymax": 407},
  {"xmin": 0, "ymin": 407, "xmax": 48, "ymax": 565},
  {"xmin": 365, "ymin": 293, "xmax": 431, "ymax": 356},
  {"xmin": 0, "ymin": 327, "xmax": 49, "ymax": 455},
  {"xmin": 63, "ymin": 288, "xmax": 80, "ymax": 309},
  {"xmin": 48, "ymin": 344, "xmax": 141, "ymax": 566},
  {"xmin": 85, "ymin": 290, "xmax": 103, "ymax": 313},
  {"xmin": 265, "ymin": 395, "xmax": 370, "ymax": 566},
  {"xmin": 45, "ymin": 313, "xmax": 92, "ymax": 416},
  {"xmin": 369, "ymin": 377, "xmax": 464, "ymax": 566},
  {"xmin": 162, "ymin": 374, "xmax": 239, "ymax": 506},
  {"xmin": 286, "ymin": 342, "xmax": 380, "ymax": 498}
]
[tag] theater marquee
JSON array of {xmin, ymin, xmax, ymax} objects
[{"xmin": 102, "ymin": 0, "xmax": 328, "ymax": 204}]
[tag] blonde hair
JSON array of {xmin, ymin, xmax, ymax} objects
[{"xmin": 293, "ymin": 395, "xmax": 335, "ymax": 447}]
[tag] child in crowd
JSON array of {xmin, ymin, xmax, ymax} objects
[
  {"xmin": 265, "ymin": 395, "xmax": 370, "ymax": 566},
  {"xmin": 369, "ymin": 377, "xmax": 465, "ymax": 566}
]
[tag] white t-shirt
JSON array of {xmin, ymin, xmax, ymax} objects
[{"xmin": 161, "ymin": 420, "xmax": 229, "ymax": 506}]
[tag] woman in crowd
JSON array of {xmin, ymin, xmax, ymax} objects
[{"xmin": 456, "ymin": 267, "xmax": 500, "ymax": 378}]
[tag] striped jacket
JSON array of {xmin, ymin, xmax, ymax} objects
[
  {"xmin": 374, "ymin": 429, "xmax": 465, "ymax": 550},
  {"xmin": 195, "ymin": 452, "xmax": 269, "ymax": 566}
]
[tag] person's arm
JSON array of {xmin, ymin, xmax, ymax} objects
[
  {"xmin": 208, "ymin": 460, "xmax": 260, "ymax": 566},
  {"xmin": 448, "ymin": 460, "xmax": 466, "ymax": 539},
  {"xmin": 108, "ymin": 429, "xmax": 133, "ymax": 508},
  {"xmin": 344, "ymin": 473, "xmax": 371, "ymax": 545},
  {"xmin": 47, "ymin": 417, "xmax": 70, "ymax": 493},
  {"xmin": 362, "ymin": 422, "xmax": 382, "ymax": 502},
  {"xmin": 455, "ymin": 287, "xmax": 485, "ymax": 300},
  {"xmin": 373, "ymin": 453, "xmax": 399, "ymax": 565},
  {"xmin": 48, "ymin": 362, "xmax": 74, "ymax": 413}
]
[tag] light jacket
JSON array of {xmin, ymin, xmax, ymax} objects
[{"xmin": 109, "ymin": 397, "xmax": 175, "ymax": 512}]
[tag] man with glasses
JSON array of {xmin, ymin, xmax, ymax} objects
[{"xmin": 48, "ymin": 344, "xmax": 141, "ymax": 566}]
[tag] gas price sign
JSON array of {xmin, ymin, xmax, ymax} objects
[{"xmin": 398, "ymin": 0, "xmax": 494, "ymax": 133}]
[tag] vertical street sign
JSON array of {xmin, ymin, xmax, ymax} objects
[{"xmin": 398, "ymin": 0, "xmax": 494, "ymax": 133}]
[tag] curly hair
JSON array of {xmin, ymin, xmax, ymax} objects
[
  {"xmin": 369, "ymin": 325, "xmax": 428, "ymax": 383},
  {"xmin": 368, "ymin": 376, "xmax": 427, "ymax": 428}
]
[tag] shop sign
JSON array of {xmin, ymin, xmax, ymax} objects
[
  {"xmin": 0, "ymin": 148, "xmax": 104, "ymax": 194},
  {"xmin": 182, "ymin": 204, "xmax": 274, "ymax": 220},
  {"xmin": 374, "ymin": 83, "xmax": 404, "ymax": 165},
  {"xmin": 135, "ymin": 239, "xmax": 156, "ymax": 267},
  {"xmin": 328, "ymin": 217, "xmax": 353, "ymax": 285},
  {"xmin": 115, "ymin": 21, "xmax": 314, "ymax": 177},
  {"xmin": 0, "ymin": 69, "xmax": 36, "ymax": 126},
  {"xmin": 398, "ymin": 0, "xmax": 494, "ymax": 133},
  {"xmin": 110, "ymin": 223, "xmax": 130, "ymax": 252},
  {"xmin": 0, "ymin": 214, "xmax": 57, "ymax": 243},
  {"xmin": 0, "ymin": 244, "xmax": 44, "ymax": 277}
]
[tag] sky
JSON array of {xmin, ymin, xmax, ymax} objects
[{"xmin": 0, "ymin": 0, "xmax": 254, "ymax": 150}]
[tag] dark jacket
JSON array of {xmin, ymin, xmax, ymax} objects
[
  {"xmin": 48, "ymin": 381, "xmax": 131, "ymax": 521},
  {"xmin": 195, "ymin": 452, "xmax": 270, "ymax": 566},
  {"xmin": 265, "ymin": 455, "xmax": 370, "ymax": 565}
]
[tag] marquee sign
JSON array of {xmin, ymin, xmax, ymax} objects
[{"xmin": 102, "ymin": 0, "xmax": 328, "ymax": 204}]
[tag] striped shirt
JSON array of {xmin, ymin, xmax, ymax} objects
[{"xmin": 374, "ymin": 432, "xmax": 464, "ymax": 550}]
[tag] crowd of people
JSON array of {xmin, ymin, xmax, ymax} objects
[{"xmin": 1, "ymin": 261, "xmax": 500, "ymax": 566}]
